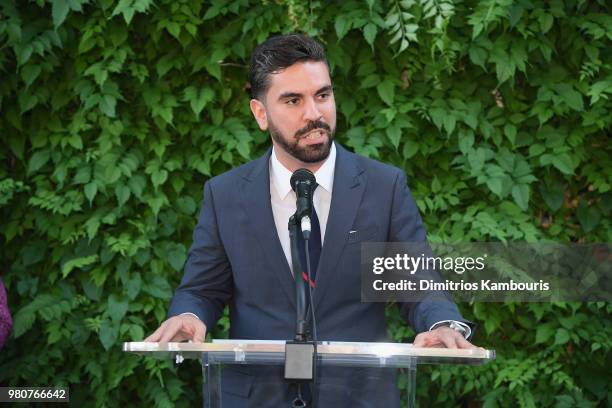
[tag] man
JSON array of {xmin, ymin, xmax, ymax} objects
[{"xmin": 146, "ymin": 34, "xmax": 476, "ymax": 406}]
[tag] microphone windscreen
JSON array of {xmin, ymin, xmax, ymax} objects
[{"xmin": 290, "ymin": 168, "xmax": 316, "ymax": 192}]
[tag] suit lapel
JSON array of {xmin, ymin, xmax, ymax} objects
[
  {"xmin": 314, "ymin": 144, "xmax": 365, "ymax": 310},
  {"xmin": 241, "ymin": 150, "xmax": 296, "ymax": 308}
]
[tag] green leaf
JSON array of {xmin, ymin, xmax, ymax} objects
[
  {"xmin": 539, "ymin": 13, "xmax": 554, "ymax": 33},
  {"xmin": 23, "ymin": 242, "xmax": 46, "ymax": 266},
  {"xmin": 52, "ymin": 0, "xmax": 71, "ymax": 28},
  {"xmin": 129, "ymin": 324, "xmax": 144, "ymax": 341},
  {"xmin": 12, "ymin": 307, "xmax": 37, "ymax": 338},
  {"xmin": 489, "ymin": 48, "xmax": 514, "ymax": 83},
  {"xmin": 335, "ymin": 16, "xmax": 350, "ymax": 40},
  {"xmin": 165, "ymin": 21, "xmax": 181, "ymax": 39},
  {"xmin": 144, "ymin": 276, "xmax": 173, "ymax": 299},
  {"xmin": 19, "ymin": 92, "xmax": 38, "ymax": 113},
  {"xmin": 203, "ymin": 5, "xmax": 220, "ymax": 20},
  {"xmin": 442, "ymin": 114, "xmax": 456, "ymax": 136},
  {"xmin": 84, "ymin": 216, "xmax": 101, "ymax": 240},
  {"xmin": 176, "ymin": 196, "xmax": 196, "ymax": 215},
  {"xmin": 99, "ymin": 94, "xmax": 117, "ymax": 117},
  {"xmin": 402, "ymin": 140, "xmax": 419, "ymax": 158},
  {"xmin": 554, "ymin": 328, "xmax": 570, "ymax": 345},
  {"xmin": 27, "ymin": 149, "xmax": 50, "ymax": 175},
  {"xmin": 52, "ymin": 0, "xmax": 85, "ymax": 28},
  {"xmin": 511, "ymin": 184, "xmax": 529, "ymax": 211},
  {"xmin": 539, "ymin": 184, "xmax": 564, "ymax": 212},
  {"xmin": 376, "ymin": 79, "xmax": 395, "ymax": 106},
  {"xmin": 148, "ymin": 194, "xmax": 167, "ymax": 216},
  {"xmin": 68, "ymin": 134, "xmax": 83, "ymax": 150},
  {"xmin": 126, "ymin": 275, "xmax": 142, "ymax": 300},
  {"xmin": 62, "ymin": 254, "xmax": 99, "ymax": 278},
  {"xmin": 151, "ymin": 169, "xmax": 168, "ymax": 189},
  {"xmin": 360, "ymin": 74, "xmax": 380, "ymax": 89},
  {"xmin": 458, "ymin": 131, "xmax": 474, "ymax": 153},
  {"xmin": 84, "ymin": 182, "xmax": 98, "ymax": 205},
  {"xmin": 528, "ymin": 144, "xmax": 545, "ymax": 157},
  {"xmin": 576, "ymin": 203, "xmax": 600, "ymax": 233},
  {"xmin": 156, "ymin": 54, "xmax": 176, "ymax": 78},
  {"xmin": 504, "ymin": 124, "xmax": 517, "ymax": 145},
  {"xmin": 99, "ymin": 319, "xmax": 120, "ymax": 350},
  {"xmin": 467, "ymin": 148, "xmax": 486, "ymax": 172},
  {"xmin": 12, "ymin": 295, "xmax": 56, "ymax": 338},
  {"xmin": 363, "ymin": 23, "xmax": 377, "ymax": 48},
  {"xmin": 166, "ymin": 243, "xmax": 186, "ymax": 272},
  {"xmin": 428, "ymin": 107, "xmax": 445, "ymax": 131},
  {"xmin": 112, "ymin": 0, "xmax": 153, "ymax": 25},
  {"xmin": 115, "ymin": 184, "xmax": 131, "ymax": 206},
  {"xmin": 107, "ymin": 294, "xmax": 129, "ymax": 323},
  {"xmin": 386, "ymin": 125, "xmax": 401, "ymax": 149},
  {"xmin": 184, "ymin": 87, "xmax": 214, "ymax": 118},
  {"xmin": 486, "ymin": 178, "xmax": 504, "ymax": 197},
  {"xmin": 551, "ymin": 154, "xmax": 575, "ymax": 175},
  {"xmin": 128, "ymin": 175, "xmax": 146, "ymax": 198},
  {"xmin": 21, "ymin": 65, "xmax": 42, "ymax": 89},
  {"xmin": 468, "ymin": 46, "xmax": 487, "ymax": 70},
  {"xmin": 556, "ymin": 84, "xmax": 584, "ymax": 111},
  {"xmin": 588, "ymin": 80, "xmax": 612, "ymax": 104},
  {"xmin": 535, "ymin": 323, "xmax": 555, "ymax": 344}
]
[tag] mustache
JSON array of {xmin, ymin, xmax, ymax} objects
[{"xmin": 295, "ymin": 120, "xmax": 331, "ymax": 139}]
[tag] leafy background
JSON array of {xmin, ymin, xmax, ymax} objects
[{"xmin": 1, "ymin": 0, "xmax": 610, "ymax": 406}]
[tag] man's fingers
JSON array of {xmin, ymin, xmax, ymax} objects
[
  {"xmin": 144, "ymin": 316, "xmax": 206, "ymax": 343},
  {"xmin": 192, "ymin": 322, "xmax": 206, "ymax": 343},
  {"xmin": 413, "ymin": 328, "xmax": 483, "ymax": 350},
  {"xmin": 413, "ymin": 333, "xmax": 426, "ymax": 347},
  {"xmin": 456, "ymin": 334, "xmax": 475, "ymax": 349},
  {"xmin": 440, "ymin": 330, "xmax": 458, "ymax": 349},
  {"xmin": 144, "ymin": 322, "xmax": 166, "ymax": 342},
  {"xmin": 414, "ymin": 332, "xmax": 442, "ymax": 348},
  {"xmin": 159, "ymin": 321, "xmax": 182, "ymax": 342}
]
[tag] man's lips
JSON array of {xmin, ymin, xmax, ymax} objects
[{"xmin": 299, "ymin": 129, "xmax": 329, "ymax": 142}]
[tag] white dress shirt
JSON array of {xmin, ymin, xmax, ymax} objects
[{"xmin": 269, "ymin": 143, "xmax": 336, "ymax": 272}]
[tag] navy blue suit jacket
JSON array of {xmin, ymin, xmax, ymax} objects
[{"xmin": 168, "ymin": 143, "xmax": 466, "ymax": 407}]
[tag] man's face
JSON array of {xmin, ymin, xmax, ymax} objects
[{"xmin": 251, "ymin": 61, "xmax": 336, "ymax": 164}]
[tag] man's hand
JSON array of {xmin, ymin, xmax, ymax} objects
[
  {"xmin": 413, "ymin": 326, "xmax": 480, "ymax": 349},
  {"xmin": 144, "ymin": 315, "xmax": 207, "ymax": 343}
]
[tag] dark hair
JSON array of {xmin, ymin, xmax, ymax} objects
[{"xmin": 248, "ymin": 34, "xmax": 329, "ymax": 100}]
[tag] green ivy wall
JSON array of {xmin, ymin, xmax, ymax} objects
[{"xmin": 0, "ymin": 0, "xmax": 610, "ymax": 406}]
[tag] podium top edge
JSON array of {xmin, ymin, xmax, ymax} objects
[{"xmin": 122, "ymin": 340, "xmax": 495, "ymax": 360}]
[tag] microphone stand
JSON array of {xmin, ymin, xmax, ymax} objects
[
  {"xmin": 290, "ymin": 214, "xmax": 309, "ymax": 341},
  {"xmin": 285, "ymin": 214, "xmax": 315, "ymax": 408}
]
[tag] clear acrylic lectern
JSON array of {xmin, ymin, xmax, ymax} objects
[{"xmin": 124, "ymin": 340, "xmax": 494, "ymax": 407}]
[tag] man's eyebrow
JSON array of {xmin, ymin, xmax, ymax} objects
[
  {"xmin": 315, "ymin": 85, "xmax": 333, "ymax": 95},
  {"xmin": 278, "ymin": 91, "xmax": 303, "ymax": 101},
  {"xmin": 277, "ymin": 85, "xmax": 333, "ymax": 101}
]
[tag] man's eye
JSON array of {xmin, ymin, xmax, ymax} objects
[
  {"xmin": 287, "ymin": 98, "xmax": 299, "ymax": 105},
  {"xmin": 318, "ymin": 93, "xmax": 330, "ymax": 99}
]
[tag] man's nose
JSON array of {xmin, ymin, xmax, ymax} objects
[{"xmin": 302, "ymin": 97, "xmax": 323, "ymax": 122}]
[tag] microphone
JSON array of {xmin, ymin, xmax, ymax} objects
[{"xmin": 290, "ymin": 168, "xmax": 317, "ymax": 239}]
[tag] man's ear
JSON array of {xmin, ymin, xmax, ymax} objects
[{"xmin": 250, "ymin": 99, "xmax": 268, "ymax": 131}]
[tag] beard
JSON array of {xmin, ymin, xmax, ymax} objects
[{"xmin": 268, "ymin": 118, "xmax": 335, "ymax": 163}]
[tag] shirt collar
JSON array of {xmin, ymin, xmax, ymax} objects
[{"xmin": 270, "ymin": 142, "xmax": 337, "ymax": 200}]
